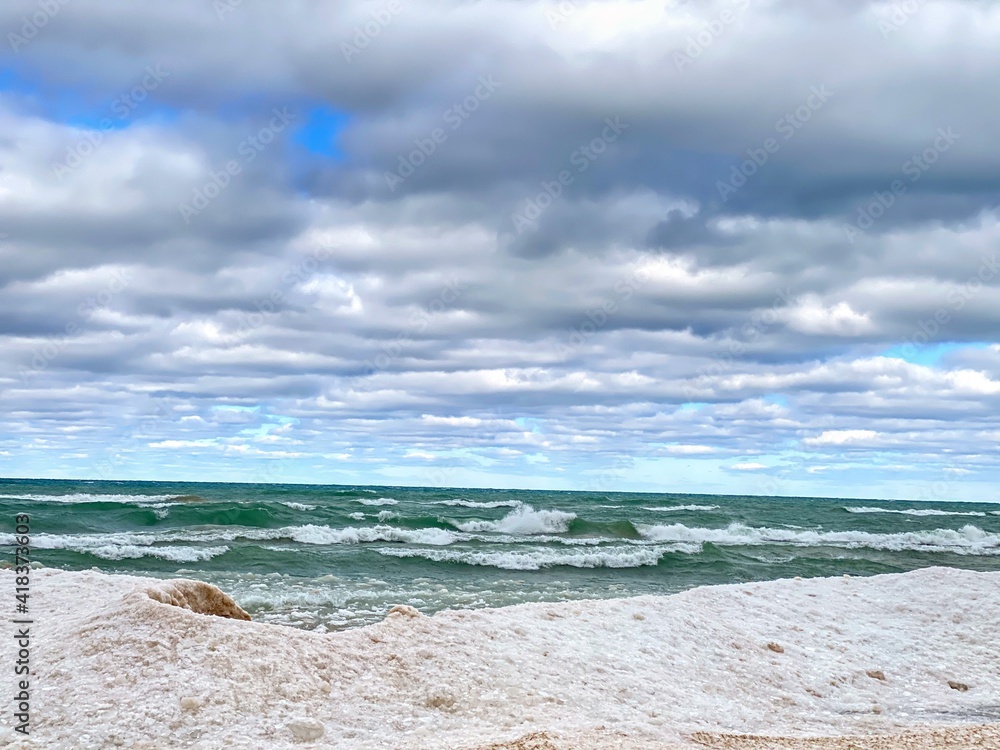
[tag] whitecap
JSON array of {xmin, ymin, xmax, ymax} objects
[
  {"xmin": 642, "ymin": 505, "xmax": 721, "ymax": 513},
  {"xmin": 23, "ymin": 524, "xmax": 461, "ymax": 550},
  {"xmin": 845, "ymin": 506, "xmax": 986, "ymax": 517},
  {"xmin": 82, "ymin": 545, "xmax": 228, "ymax": 563},
  {"xmin": 636, "ymin": 522, "xmax": 1000, "ymax": 555},
  {"xmin": 0, "ymin": 493, "xmax": 179, "ymax": 505},
  {"xmin": 378, "ymin": 543, "xmax": 699, "ymax": 570},
  {"xmin": 452, "ymin": 504, "xmax": 576, "ymax": 535},
  {"xmin": 433, "ymin": 499, "xmax": 522, "ymax": 508},
  {"xmin": 355, "ymin": 497, "xmax": 398, "ymax": 506},
  {"xmin": 281, "ymin": 502, "xmax": 317, "ymax": 511}
]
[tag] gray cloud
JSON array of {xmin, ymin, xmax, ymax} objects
[{"xmin": 1, "ymin": 0, "xmax": 999, "ymax": 497}]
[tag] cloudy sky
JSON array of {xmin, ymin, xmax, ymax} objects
[{"xmin": 1, "ymin": 0, "xmax": 998, "ymax": 500}]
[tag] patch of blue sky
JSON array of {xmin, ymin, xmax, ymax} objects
[
  {"xmin": 514, "ymin": 417, "xmax": 543, "ymax": 433},
  {"xmin": 882, "ymin": 342, "xmax": 991, "ymax": 366},
  {"xmin": 0, "ymin": 65, "xmax": 177, "ymax": 129},
  {"xmin": 291, "ymin": 105, "xmax": 350, "ymax": 161},
  {"xmin": 677, "ymin": 402, "xmax": 709, "ymax": 412}
]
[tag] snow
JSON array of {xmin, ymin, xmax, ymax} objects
[{"xmin": 1, "ymin": 567, "xmax": 998, "ymax": 749}]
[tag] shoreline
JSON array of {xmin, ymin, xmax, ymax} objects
[
  {"xmin": 2, "ymin": 566, "xmax": 998, "ymax": 748},
  {"xmin": 474, "ymin": 725, "xmax": 1000, "ymax": 749}
]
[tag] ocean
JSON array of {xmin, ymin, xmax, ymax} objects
[{"xmin": 3, "ymin": 478, "xmax": 999, "ymax": 631}]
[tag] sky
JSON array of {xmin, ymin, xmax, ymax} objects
[{"xmin": 0, "ymin": 0, "xmax": 998, "ymax": 501}]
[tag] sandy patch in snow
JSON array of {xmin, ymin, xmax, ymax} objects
[{"xmin": 0, "ymin": 567, "xmax": 998, "ymax": 749}]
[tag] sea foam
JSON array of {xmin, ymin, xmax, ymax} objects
[
  {"xmin": 433, "ymin": 499, "xmax": 523, "ymax": 508},
  {"xmin": 85, "ymin": 544, "xmax": 229, "ymax": 562},
  {"xmin": 288, "ymin": 524, "xmax": 457, "ymax": 546},
  {"xmin": 0, "ymin": 492, "xmax": 180, "ymax": 505},
  {"xmin": 281, "ymin": 502, "xmax": 318, "ymax": 511},
  {"xmin": 845, "ymin": 506, "xmax": 986, "ymax": 517},
  {"xmin": 641, "ymin": 504, "xmax": 721, "ymax": 512},
  {"xmin": 354, "ymin": 497, "xmax": 398, "ymax": 506},
  {"xmin": 452, "ymin": 504, "xmax": 577, "ymax": 535},
  {"xmin": 377, "ymin": 544, "xmax": 695, "ymax": 570},
  {"xmin": 24, "ymin": 524, "xmax": 462, "ymax": 550},
  {"xmin": 637, "ymin": 521, "xmax": 1000, "ymax": 555}
]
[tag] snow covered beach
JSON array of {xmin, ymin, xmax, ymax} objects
[{"xmin": 1, "ymin": 567, "xmax": 998, "ymax": 749}]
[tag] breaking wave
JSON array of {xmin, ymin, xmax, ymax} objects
[
  {"xmin": 287, "ymin": 525, "xmax": 457, "ymax": 546},
  {"xmin": 25, "ymin": 524, "xmax": 461, "ymax": 550},
  {"xmin": 355, "ymin": 497, "xmax": 398, "ymax": 506},
  {"xmin": 451, "ymin": 504, "xmax": 577, "ymax": 535},
  {"xmin": 0, "ymin": 493, "xmax": 181, "ymax": 505},
  {"xmin": 637, "ymin": 522, "xmax": 1000, "ymax": 555},
  {"xmin": 281, "ymin": 502, "xmax": 317, "ymax": 511},
  {"xmin": 642, "ymin": 505, "xmax": 721, "ymax": 513},
  {"xmin": 74, "ymin": 545, "xmax": 229, "ymax": 562},
  {"xmin": 845, "ymin": 506, "xmax": 986, "ymax": 517},
  {"xmin": 378, "ymin": 544, "xmax": 700, "ymax": 570},
  {"xmin": 433, "ymin": 499, "xmax": 523, "ymax": 508}
]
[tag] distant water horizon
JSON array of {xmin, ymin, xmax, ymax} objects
[
  {"xmin": 3, "ymin": 475, "xmax": 996, "ymax": 504},
  {"xmin": 4, "ymin": 477, "xmax": 1000, "ymax": 631}
]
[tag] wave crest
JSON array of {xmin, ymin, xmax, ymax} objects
[
  {"xmin": 637, "ymin": 522, "xmax": 1000, "ymax": 555},
  {"xmin": 283, "ymin": 524, "xmax": 459, "ymax": 546},
  {"xmin": 378, "ymin": 544, "xmax": 699, "ymax": 570},
  {"xmin": 433, "ymin": 499, "xmax": 522, "ymax": 508},
  {"xmin": 642, "ymin": 505, "xmax": 721, "ymax": 513},
  {"xmin": 25, "ymin": 524, "xmax": 459, "ymax": 550},
  {"xmin": 0, "ymin": 493, "xmax": 179, "ymax": 505},
  {"xmin": 845, "ymin": 506, "xmax": 986, "ymax": 517},
  {"xmin": 355, "ymin": 497, "xmax": 398, "ymax": 506},
  {"xmin": 281, "ymin": 502, "xmax": 317, "ymax": 511},
  {"xmin": 452, "ymin": 504, "xmax": 577, "ymax": 535},
  {"xmin": 84, "ymin": 545, "xmax": 229, "ymax": 562}
]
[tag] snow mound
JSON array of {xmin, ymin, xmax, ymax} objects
[
  {"xmin": 3, "ymin": 567, "xmax": 999, "ymax": 749},
  {"xmin": 144, "ymin": 579, "xmax": 251, "ymax": 621}
]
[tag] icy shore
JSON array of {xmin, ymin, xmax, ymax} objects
[{"xmin": 0, "ymin": 567, "xmax": 997, "ymax": 749}]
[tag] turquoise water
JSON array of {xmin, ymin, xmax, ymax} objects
[{"xmin": 3, "ymin": 478, "xmax": 999, "ymax": 631}]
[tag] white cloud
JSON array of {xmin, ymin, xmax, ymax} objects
[
  {"xmin": 666, "ymin": 445, "xmax": 716, "ymax": 455},
  {"xmin": 782, "ymin": 297, "xmax": 874, "ymax": 337},
  {"xmin": 803, "ymin": 430, "xmax": 880, "ymax": 447},
  {"xmin": 403, "ymin": 450, "xmax": 437, "ymax": 460},
  {"xmin": 0, "ymin": 0, "xmax": 997, "ymax": 498}
]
